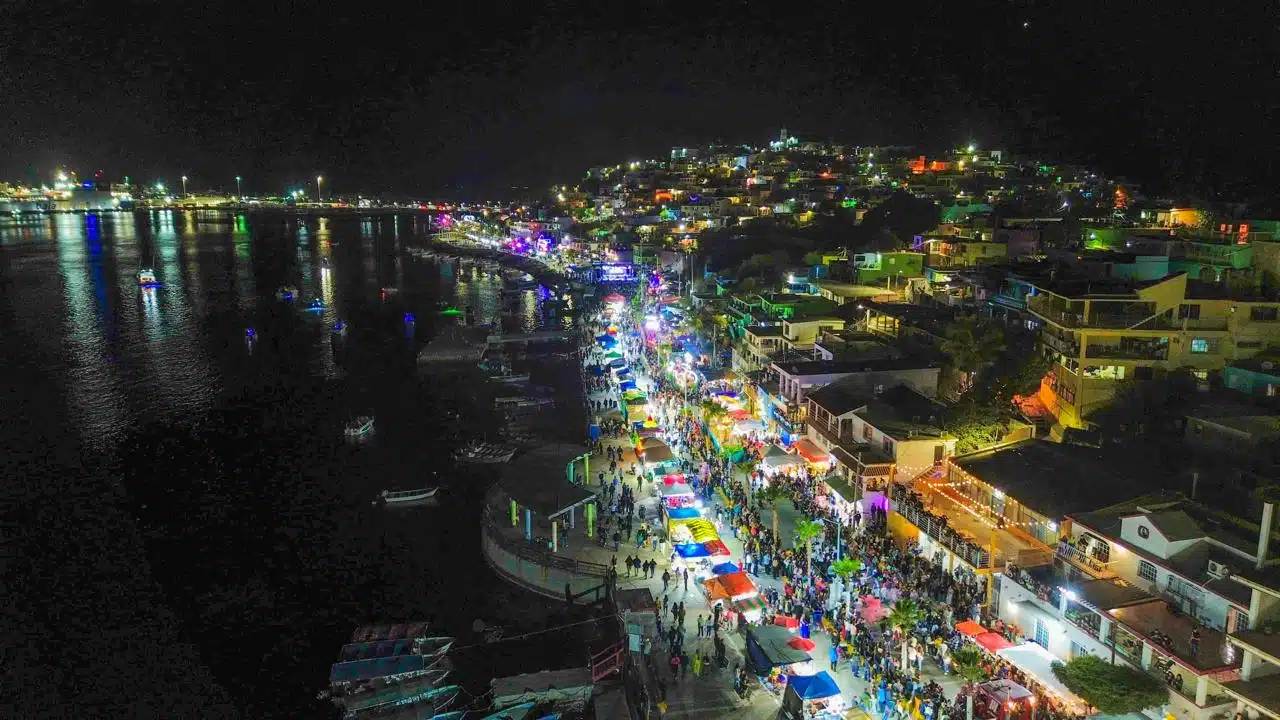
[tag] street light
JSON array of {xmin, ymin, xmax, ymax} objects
[
  {"xmin": 181, "ymin": 175, "xmax": 188, "ymax": 196},
  {"xmin": 316, "ymin": 175, "xmax": 323, "ymax": 202},
  {"xmin": 235, "ymin": 175, "xmax": 242, "ymax": 198}
]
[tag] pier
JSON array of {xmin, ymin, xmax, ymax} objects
[{"xmin": 486, "ymin": 330, "xmax": 574, "ymax": 345}]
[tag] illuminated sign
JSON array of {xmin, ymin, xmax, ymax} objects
[{"xmin": 596, "ymin": 263, "xmax": 634, "ymax": 282}]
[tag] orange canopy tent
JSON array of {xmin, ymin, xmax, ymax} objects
[
  {"xmin": 975, "ymin": 632, "xmax": 1014, "ymax": 653},
  {"xmin": 703, "ymin": 571, "xmax": 757, "ymax": 601},
  {"xmin": 794, "ymin": 438, "xmax": 831, "ymax": 464},
  {"xmin": 956, "ymin": 621, "xmax": 987, "ymax": 638}
]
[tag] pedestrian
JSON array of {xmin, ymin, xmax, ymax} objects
[
  {"xmin": 683, "ymin": 568, "xmax": 689, "ymax": 592},
  {"xmin": 662, "ymin": 569, "xmax": 670, "ymax": 593},
  {"xmin": 829, "ymin": 644, "xmax": 839, "ymax": 672}
]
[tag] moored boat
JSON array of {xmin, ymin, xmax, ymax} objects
[
  {"xmin": 276, "ymin": 285, "xmax": 299, "ymax": 301},
  {"xmin": 137, "ymin": 268, "xmax": 161, "ymax": 287},
  {"xmin": 333, "ymin": 320, "xmax": 349, "ymax": 338},
  {"xmin": 452, "ymin": 442, "xmax": 515, "ymax": 464},
  {"xmin": 345, "ymin": 415, "xmax": 375, "ymax": 438},
  {"xmin": 378, "ymin": 487, "xmax": 439, "ymax": 506},
  {"xmin": 307, "ymin": 298, "xmax": 326, "ymax": 312}
]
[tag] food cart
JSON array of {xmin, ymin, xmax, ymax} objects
[{"xmin": 780, "ymin": 671, "xmax": 844, "ymax": 720}]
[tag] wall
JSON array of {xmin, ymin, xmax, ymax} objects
[{"xmin": 997, "ymin": 575, "xmax": 1074, "ymax": 659}]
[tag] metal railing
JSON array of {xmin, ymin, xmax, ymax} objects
[
  {"xmin": 895, "ymin": 500, "xmax": 992, "ymax": 569},
  {"xmin": 482, "ymin": 509, "xmax": 610, "ymax": 578},
  {"xmin": 1055, "ymin": 542, "xmax": 1112, "ymax": 575}
]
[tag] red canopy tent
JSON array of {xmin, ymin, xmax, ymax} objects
[
  {"xmin": 788, "ymin": 637, "xmax": 816, "ymax": 652},
  {"xmin": 662, "ymin": 473, "xmax": 686, "ymax": 485},
  {"xmin": 603, "ymin": 293, "xmax": 626, "ymax": 303},
  {"xmin": 974, "ymin": 632, "xmax": 1014, "ymax": 653},
  {"xmin": 793, "ymin": 438, "xmax": 831, "ymax": 464},
  {"xmin": 955, "ymin": 620, "xmax": 987, "ymax": 638},
  {"xmin": 703, "ymin": 540, "xmax": 731, "ymax": 557}
]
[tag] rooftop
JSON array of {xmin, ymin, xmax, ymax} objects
[
  {"xmin": 1072, "ymin": 577, "xmax": 1157, "ymax": 611},
  {"xmin": 954, "ymin": 440, "xmax": 1158, "ymax": 520},
  {"xmin": 1222, "ymin": 675, "xmax": 1280, "ymax": 719},
  {"xmin": 496, "ymin": 444, "xmax": 599, "ymax": 518},
  {"xmin": 1110, "ymin": 601, "xmax": 1238, "ymax": 673},
  {"xmin": 744, "ymin": 324, "xmax": 784, "ymax": 337},
  {"xmin": 772, "ymin": 356, "xmax": 939, "ymax": 378}
]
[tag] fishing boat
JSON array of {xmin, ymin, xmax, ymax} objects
[
  {"xmin": 345, "ymin": 415, "xmax": 375, "ymax": 438},
  {"xmin": 452, "ymin": 441, "xmax": 515, "ymax": 464},
  {"xmin": 354, "ymin": 685, "xmax": 462, "ymax": 719},
  {"xmin": 333, "ymin": 320, "xmax": 349, "ymax": 338},
  {"xmin": 378, "ymin": 487, "xmax": 439, "ymax": 506},
  {"xmin": 137, "ymin": 267, "xmax": 161, "ymax": 287},
  {"xmin": 307, "ymin": 298, "xmax": 326, "ymax": 312},
  {"xmin": 494, "ymin": 396, "xmax": 555, "ymax": 410},
  {"xmin": 277, "ymin": 285, "xmax": 299, "ymax": 301},
  {"xmin": 487, "ymin": 372, "xmax": 529, "ymax": 385},
  {"xmin": 332, "ymin": 669, "xmax": 451, "ymax": 716},
  {"xmin": 337, "ymin": 636, "xmax": 455, "ymax": 664}
]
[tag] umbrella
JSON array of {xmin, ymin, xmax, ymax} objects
[{"xmin": 787, "ymin": 637, "xmax": 817, "ymax": 652}]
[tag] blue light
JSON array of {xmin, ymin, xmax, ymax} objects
[
  {"xmin": 245, "ymin": 328, "xmax": 256, "ymax": 338},
  {"xmin": 404, "ymin": 312, "xmax": 416, "ymax": 323}
]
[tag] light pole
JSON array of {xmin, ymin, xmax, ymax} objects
[
  {"xmin": 316, "ymin": 175, "xmax": 323, "ymax": 202},
  {"xmin": 235, "ymin": 175, "xmax": 242, "ymax": 199},
  {"xmin": 181, "ymin": 175, "xmax": 188, "ymax": 196}
]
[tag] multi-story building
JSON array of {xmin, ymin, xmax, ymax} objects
[
  {"xmin": 1028, "ymin": 273, "xmax": 1280, "ymax": 428},
  {"xmin": 732, "ymin": 324, "xmax": 784, "ymax": 372}
]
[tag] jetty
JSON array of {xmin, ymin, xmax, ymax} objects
[{"xmin": 486, "ymin": 330, "xmax": 574, "ymax": 346}]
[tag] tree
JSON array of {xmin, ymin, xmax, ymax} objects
[
  {"xmin": 755, "ymin": 483, "xmax": 789, "ymax": 537},
  {"xmin": 830, "ymin": 557, "xmax": 862, "ymax": 609},
  {"xmin": 941, "ymin": 317, "xmax": 1007, "ymax": 393},
  {"xmin": 1051, "ymin": 655, "xmax": 1167, "ymax": 715},
  {"xmin": 860, "ymin": 192, "xmax": 941, "ymax": 244},
  {"xmin": 950, "ymin": 645, "xmax": 988, "ymax": 720},
  {"xmin": 794, "ymin": 519, "xmax": 824, "ymax": 569},
  {"xmin": 887, "ymin": 598, "xmax": 926, "ymax": 668}
]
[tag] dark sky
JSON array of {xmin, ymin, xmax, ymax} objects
[{"xmin": 0, "ymin": 1, "xmax": 1276, "ymax": 201}]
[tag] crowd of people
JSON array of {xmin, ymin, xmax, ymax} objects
[{"xmin": 579, "ymin": 300, "xmax": 1087, "ymax": 720}]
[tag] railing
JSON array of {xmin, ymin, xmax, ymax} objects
[
  {"xmin": 482, "ymin": 509, "xmax": 610, "ymax": 578},
  {"xmin": 1085, "ymin": 344, "xmax": 1169, "ymax": 361},
  {"xmin": 1056, "ymin": 542, "xmax": 1112, "ymax": 575},
  {"xmin": 895, "ymin": 499, "xmax": 992, "ymax": 569},
  {"xmin": 590, "ymin": 641, "xmax": 625, "ymax": 682}
]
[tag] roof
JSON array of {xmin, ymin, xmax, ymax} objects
[
  {"xmin": 1141, "ymin": 509, "xmax": 1205, "ymax": 542},
  {"xmin": 954, "ymin": 440, "xmax": 1156, "ymax": 520},
  {"xmin": 852, "ymin": 384, "xmax": 950, "ymax": 440},
  {"xmin": 772, "ymin": 356, "xmax": 939, "ymax": 378},
  {"xmin": 805, "ymin": 382, "xmax": 872, "ymax": 417},
  {"xmin": 496, "ymin": 444, "xmax": 599, "ymax": 518},
  {"xmin": 1070, "ymin": 577, "xmax": 1157, "ymax": 611},
  {"xmin": 744, "ymin": 324, "xmax": 784, "ymax": 338}
]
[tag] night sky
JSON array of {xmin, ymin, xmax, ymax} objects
[{"xmin": 0, "ymin": 2, "xmax": 1275, "ymax": 201}]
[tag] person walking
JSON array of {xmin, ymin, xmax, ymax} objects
[
  {"xmin": 662, "ymin": 569, "xmax": 670, "ymax": 593},
  {"xmin": 829, "ymin": 643, "xmax": 839, "ymax": 672}
]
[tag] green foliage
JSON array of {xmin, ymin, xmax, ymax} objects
[
  {"xmin": 941, "ymin": 317, "xmax": 1007, "ymax": 375},
  {"xmin": 803, "ymin": 250, "xmax": 827, "ymax": 266},
  {"xmin": 860, "ymin": 192, "xmax": 942, "ymax": 243},
  {"xmin": 755, "ymin": 483, "xmax": 790, "ymax": 535},
  {"xmin": 831, "ymin": 557, "xmax": 862, "ymax": 580},
  {"xmin": 887, "ymin": 598, "xmax": 925, "ymax": 634},
  {"xmin": 700, "ymin": 399, "xmax": 727, "ymax": 418},
  {"xmin": 795, "ymin": 519, "xmax": 824, "ymax": 546},
  {"xmin": 1051, "ymin": 655, "xmax": 1167, "ymax": 715},
  {"xmin": 950, "ymin": 645, "xmax": 988, "ymax": 684}
]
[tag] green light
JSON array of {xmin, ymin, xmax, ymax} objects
[{"xmin": 440, "ymin": 307, "xmax": 465, "ymax": 316}]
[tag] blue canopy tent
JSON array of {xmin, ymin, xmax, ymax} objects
[
  {"xmin": 745, "ymin": 625, "xmax": 811, "ymax": 674},
  {"xmin": 666, "ymin": 507, "xmax": 700, "ymax": 520},
  {"xmin": 588, "ymin": 424, "xmax": 601, "ymax": 441},
  {"xmin": 595, "ymin": 334, "xmax": 616, "ymax": 345},
  {"xmin": 711, "ymin": 562, "xmax": 741, "ymax": 575},
  {"xmin": 787, "ymin": 672, "xmax": 840, "ymax": 700},
  {"xmin": 674, "ymin": 543, "xmax": 712, "ymax": 558},
  {"xmin": 608, "ymin": 358, "xmax": 627, "ymax": 368},
  {"xmin": 619, "ymin": 380, "xmax": 637, "ymax": 391}
]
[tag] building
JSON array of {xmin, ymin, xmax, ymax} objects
[
  {"xmin": 1222, "ymin": 564, "xmax": 1280, "ymax": 720},
  {"xmin": 732, "ymin": 324, "xmax": 784, "ymax": 372},
  {"xmin": 1028, "ymin": 273, "xmax": 1280, "ymax": 428},
  {"xmin": 848, "ymin": 251, "xmax": 925, "ymax": 287},
  {"xmin": 769, "ymin": 357, "xmax": 942, "ymax": 407},
  {"xmin": 779, "ymin": 315, "xmax": 846, "ymax": 355},
  {"xmin": 1225, "ymin": 358, "xmax": 1280, "ymax": 398},
  {"xmin": 1184, "ymin": 405, "xmax": 1280, "ymax": 458}
]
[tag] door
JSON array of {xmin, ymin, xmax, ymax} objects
[{"xmin": 1034, "ymin": 619, "xmax": 1049, "ymax": 648}]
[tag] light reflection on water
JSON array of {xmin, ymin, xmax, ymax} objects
[{"xmin": 0, "ymin": 210, "xmax": 566, "ymax": 449}]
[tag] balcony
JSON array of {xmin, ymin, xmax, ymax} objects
[
  {"xmin": 895, "ymin": 493, "xmax": 993, "ymax": 569},
  {"xmin": 1084, "ymin": 343, "xmax": 1169, "ymax": 361},
  {"xmin": 1056, "ymin": 541, "xmax": 1115, "ymax": 577},
  {"xmin": 1110, "ymin": 602, "xmax": 1239, "ymax": 674},
  {"xmin": 1041, "ymin": 333, "xmax": 1081, "ymax": 356}
]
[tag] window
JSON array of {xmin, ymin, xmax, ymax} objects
[
  {"xmin": 863, "ymin": 424, "xmax": 873, "ymax": 441},
  {"xmin": 1250, "ymin": 306, "xmax": 1279, "ymax": 322},
  {"xmin": 882, "ymin": 437, "xmax": 894, "ymax": 455},
  {"xmin": 1138, "ymin": 560, "xmax": 1158, "ymax": 582},
  {"xmin": 1190, "ymin": 338, "xmax": 1212, "ymax": 354},
  {"xmin": 1178, "ymin": 304, "xmax": 1201, "ymax": 320},
  {"xmin": 1034, "ymin": 619, "xmax": 1049, "ymax": 648}
]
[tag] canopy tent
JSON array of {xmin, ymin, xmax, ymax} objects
[
  {"xmin": 786, "ymin": 671, "xmax": 840, "ymax": 700},
  {"xmin": 788, "ymin": 637, "xmax": 817, "ymax": 652},
  {"xmin": 665, "ymin": 506, "xmax": 700, "ymax": 520},
  {"xmin": 995, "ymin": 643, "xmax": 1084, "ymax": 706},
  {"xmin": 615, "ymin": 369, "xmax": 633, "ymax": 381},
  {"xmin": 727, "ymin": 409, "xmax": 752, "ymax": 421},
  {"xmin": 702, "ymin": 539, "xmax": 731, "ymax": 556},
  {"xmin": 762, "ymin": 445, "xmax": 802, "ymax": 471},
  {"xmin": 669, "ymin": 518, "xmax": 718, "ymax": 544},
  {"xmin": 974, "ymin": 632, "xmax": 1014, "ymax": 653},
  {"xmin": 674, "ymin": 543, "xmax": 712, "ymax": 558},
  {"xmin": 608, "ymin": 358, "xmax": 627, "ymax": 368},
  {"xmin": 976, "ymin": 678, "xmax": 1034, "ymax": 705},
  {"xmin": 595, "ymin": 335, "xmax": 617, "ymax": 346},
  {"xmin": 622, "ymin": 389, "xmax": 647, "ymax": 401},
  {"xmin": 793, "ymin": 438, "xmax": 831, "ymax": 465},
  {"xmin": 641, "ymin": 446, "xmax": 676, "ymax": 464},
  {"xmin": 603, "ymin": 350, "xmax": 624, "ymax": 360},
  {"xmin": 730, "ymin": 419, "xmax": 766, "ymax": 437},
  {"xmin": 639, "ymin": 437, "xmax": 668, "ymax": 451},
  {"xmin": 746, "ymin": 625, "xmax": 811, "ymax": 672},
  {"xmin": 703, "ymin": 571, "xmax": 757, "ymax": 602},
  {"xmin": 618, "ymin": 380, "xmax": 637, "ymax": 391},
  {"xmin": 732, "ymin": 595, "xmax": 767, "ymax": 615},
  {"xmin": 661, "ymin": 473, "xmax": 687, "ymax": 485},
  {"xmin": 711, "ymin": 562, "xmax": 741, "ymax": 575},
  {"xmin": 955, "ymin": 620, "xmax": 987, "ymax": 638}
]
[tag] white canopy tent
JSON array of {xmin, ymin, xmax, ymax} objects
[{"xmin": 995, "ymin": 643, "xmax": 1086, "ymax": 709}]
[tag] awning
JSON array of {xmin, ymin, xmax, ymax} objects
[
  {"xmin": 731, "ymin": 420, "xmax": 766, "ymax": 436},
  {"xmin": 794, "ymin": 438, "xmax": 831, "ymax": 464},
  {"xmin": 974, "ymin": 632, "xmax": 1014, "ymax": 653},
  {"xmin": 703, "ymin": 539, "xmax": 731, "ymax": 556},
  {"xmin": 732, "ymin": 595, "xmax": 767, "ymax": 615},
  {"xmin": 822, "ymin": 473, "xmax": 859, "ymax": 504},
  {"xmin": 762, "ymin": 445, "xmax": 802, "ymax": 470},
  {"xmin": 746, "ymin": 625, "xmax": 811, "ymax": 670},
  {"xmin": 674, "ymin": 543, "xmax": 711, "ymax": 558},
  {"xmin": 995, "ymin": 643, "xmax": 1084, "ymax": 705},
  {"xmin": 955, "ymin": 620, "xmax": 987, "ymax": 637},
  {"xmin": 703, "ymin": 571, "xmax": 756, "ymax": 601},
  {"xmin": 787, "ymin": 671, "xmax": 841, "ymax": 700}
]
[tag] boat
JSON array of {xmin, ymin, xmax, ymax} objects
[
  {"xmin": 307, "ymin": 298, "xmax": 326, "ymax": 312},
  {"xmin": 345, "ymin": 416, "xmax": 375, "ymax": 438},
  {"xmin": 452, "ymin": 442, "xmax": 515, "ymax": 464},
  {"xmin": 494, "ymin": 396, "xmax": 555, "ymax": 410},
  {"xmin": 487, "ymin": 372, "xmax": 529, "ymax": 385},
  {"xmin": 337, "ymin": 636, "xmax": 455, "ymax": 663},
  {"xmin": 277, "ymin": 285, "xmax": 299, "ymax": 301},
  {"xmin": 332, "ymin": 669, "xmax": 451, "ymax": 715},
  {"xmin": 333, "ymin": 320, "xmax": 349, "ymax": 338},
  {"xmin": 378, "ymin": 487, "xmax": 439, "ymax": 506},
  {"xmin": 137, "ymin": 267, "xmax": 161, "ymax": 287},
  {"xmin": 355, "ymin": 684, "xmax": 461, "ymax": 719},
  {"xmin": 381, "ymin": 287, "xmax": 399, "ymax": 297}
]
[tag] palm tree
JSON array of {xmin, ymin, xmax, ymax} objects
[
  {"xmin": 755, "ymin": 483, "xmax": 789, "ymax": 537},
  {"xmin": 941, "ymin": 316, "xmax": 1006, "ymax": 394},
  {"xmin": 887, "ymin": 598, "xmax": 926, "ymax": 670},
  {"xmin": 950, "ymin": 645, "xmax": 988, "ymax": 720},
  {"xmin": 830, "ymin": 557, "xmax": 862, "ymax": 610},
  {"xmin": 795, "ymin": 519, "xmax": 824, "ymax": 570}
]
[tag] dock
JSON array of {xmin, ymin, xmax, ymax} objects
[{"xmin": 486, "ymin": 330, "xmax": 573, "ymax": 345}]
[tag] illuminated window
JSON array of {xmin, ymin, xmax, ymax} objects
[
  {"xmin": 1138, "ymin": 560, "xmax": 1158, "ymax": 582},
  {"xmin": 1190, "ymin": 338, "xmax": 1212, "ymax": 354}
]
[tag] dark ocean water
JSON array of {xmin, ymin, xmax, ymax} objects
[{"xmin": 0, "ymin": 211, "xmax": 579, "ymax": 718}]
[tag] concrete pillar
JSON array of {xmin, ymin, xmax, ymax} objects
[
  {"xmin": 1058, "ymin": 589, "xmax": 1068, "ymax": 616},
  {"xmin": 1100, "ymin": 617, "xmax": 1113, "ymax": 648},
  {"xmin": 1195, "ymin": 675, "xmax": 1209, "ymax": 706},
  {"xmin": 1243, "ymin": 649, "xmax": 1256, "ymax": 681},
  {"xmin": 553, "ymin": 521, "xmax": 559, "ymax": 553},
  {"xmin": 1139, "ymin": 638, "xmax": 1152, "ymax": 669},
  {"xmin": 569, "ymin": 506, "xmax": 576, "ymax": 529}
]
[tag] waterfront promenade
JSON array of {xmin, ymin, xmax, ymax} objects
[{"xmin": 481, "ymin": 358, "xmax": 962, "ymax": 719}]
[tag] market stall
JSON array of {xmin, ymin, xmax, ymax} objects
[
  {"xmin": 761, "ymin": 445, "xmax": 803, "ymax": 476},
  {"xmin": 780, "ymin": 671, "xmax": 844, "ymax": 720},
  {"xmin": 793, "ymin": 438, "xmax": 832, "ymax": 470},
  {"xmin": 974, "ymin": 631, "xmax": 1014, "ymax": 653},
  {"xmin": 702, "ymin": 571, "xmax": 758, "ymax": 604},
  {"xmin": 746, "ymin": 625, "xmax": 814, "ymax": 675},
  {"xmin": 995, "ymin": 644, "xmax": 1089, "ymax": 714},
  {"xmin": 972, "ymin": 679, "xmax": 1036, "ymax": 720},
  {"xmin": 955, "ymin": 620, "xmax": 987, "ymax": 638}
]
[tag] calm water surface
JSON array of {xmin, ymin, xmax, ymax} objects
[{"xmin": 0, "ymin": 210, "xmax": 576, "ymax": 718}]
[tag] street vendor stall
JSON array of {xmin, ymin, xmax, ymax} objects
[
  {"xmin": 995, "ymin": 643, "xmax": 1088, "ymax": 713},
  {"xmin": 972, "ymin": 679, "xmax": 1036, "ymax": 720},
  {"xmin": 793, "ymin": 438, "xmax": 832, "ymax": 469},
  {"xmin": 762, "ymin": 445, "xmax": 803, "ymax": 475},
  {"xmin": 702, "ymin": 571, "xmax": 758, "ymax": 603},
  {"xmin": 955, "ymin": 620, "xmax": 987, "ymax": 638},
  {"xmin": 780, "ymin": 671, "xmax": 844, "ymax": 720},
  {"xmin": 974, "ymin": 631, "xmax": 1014, "ymax": 653},
  {"xmin": 747, "ymin": 624, "xmax": 816, "ymax": 683}
]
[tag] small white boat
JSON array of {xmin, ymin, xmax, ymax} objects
[
  {"xmin": 345, "ymin": 415, "xmax": 375, "ymax": 438},
  {"xmin": 137, "ymin": 268, "xmax": 161, "ymax": 287},
  {"xmin": 379, "ymin": 487, "xmax": 439, "ymax": 505},
  {"xmin": 494, "ymin": 396, "xmax": 555, "ymax": 410},
  {"xmin": 488, "ymin": 372, "xmax": 529, "ymax": 385},
  {"xmin": 452, "ymin": 442, "xmax": 515, "ymax": 464}
]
